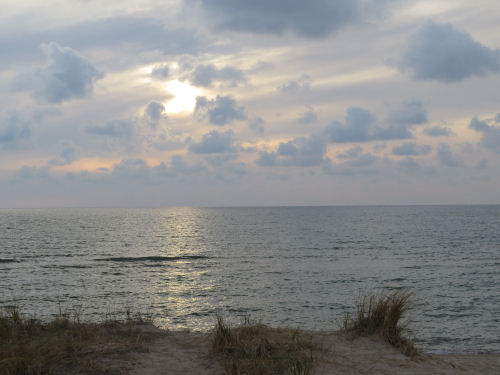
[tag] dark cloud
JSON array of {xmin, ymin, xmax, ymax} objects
[
  {"xmin": 399, "ymin": 21, "xmax": 500, "ymax": 82},
  {"xmin": 392, "ymin": 142, "xmax": 432, "ymax": 156},
  {"xmin": 12, "ymin": 42, "xmax": 102, "ymax": 104},
  {"xmin": 386, "ymin": 99, "xmax": 428, "ymax": 127},
  {"xmin": 151, "ymin": 64, "xmax": 170, "ymax": 80},
  {"xmin": 189, "ymin": 64, "xmax": 246, "ymax": 87},
  {"xmin": 144, "ymin": 101, "xmax": 166, "ymax": 125},
  {"xmin": 189, "ymin": 130, "xmax": 236, "ymax": 154},
  {"xmin": 0, "ymin": 112, "xmax": 31, "ymax": 150},
  {"xmin": 297, "ymin": 109, "xmax": 318, "ymax": 124},
  {"xmin": 257, "ymin": 134, "xmax": 327, "ymax": 167},
  {"xmin": 324, "ymin": 100, "xmax": 428, "ymax": 143},
  {"xmin": 437, "ymin": 142, "xmax": 461, "ymax": 167},
  {"xmin": 198, "ymin": 0, "xmax": 377, "ymax": 38},
  {"xmin": 324, "ymin": 107, "xmax": 375, "ymax": 142},
  {"xmin": 278, "ymin": 74, "xmax": 311, "ymax": 94},
  {"xmin": 256, "ymin": 151, "xmax": 277, "ymax": 167},
  {"xmin": 374, "ymin": 99, "xmax": 428, "ymax": 140},
  {"xmin": 195, "ymin": 95, "xmax": 246, "ymax": 125},
  {"xmin": 423, "ymin": 126, "xmax": 452, "ymax": 137},
  {"xmin": 469, "ymin": 116, "xmax": 500, "ymax": 152},
  {"xmin": 0, "ymin": 17, "xmax": 200, "ymax": 68},
  {"xmin": 169, "ymin": 154, "xmax": 206, "ymax": 175},
  {"xmin": 85, "ymin": 120, "xmax": 133, "ymax": 138}
]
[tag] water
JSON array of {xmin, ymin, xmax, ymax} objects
[{"xmin": 1, "ymin": 206, "xmax": 499, "ymax": 354}]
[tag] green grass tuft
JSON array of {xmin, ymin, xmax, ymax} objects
[
  {"xmin": 342, "ymin": 289, "xmax": 418, "ymax": 356},
  {"xmin": 0, "ymin": 306, "xmax": 153, "ymax": 375},
  {"xmin": 212, "ymin": 316, "xmax": 314, "ymax": 375}
]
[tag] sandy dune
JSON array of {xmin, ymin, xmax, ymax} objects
[{"xmin": 121, "ymin": 326, "xmax": 500, "ymax": 375}]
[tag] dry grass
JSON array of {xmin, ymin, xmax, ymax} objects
[
  {"xmin": 342, "ymin": 289, "xmax": 418, "ymax": 357},
  {"xmin": 212, "ymin": 316, "xmax": 315, "ymax": 375},
  {"xmin": 0, "ymin": 306, "xmax": 154, "ymax": 375}
]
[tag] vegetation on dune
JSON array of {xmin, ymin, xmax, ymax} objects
[
  {"xmin": 212, "ymin": 315, "xmax": 315, "ymax": 375},
  {"xmin": 0, "ymin": 290, "xmax": 418, "ymax": 374},
  {"xmin": 342, "ymin": 289, "xmax": 418, "ymax": 356},
  {"xmin": 0, "ymin": 306, "xmax": 153, "ymax": 375}
]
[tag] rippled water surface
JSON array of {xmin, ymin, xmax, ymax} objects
[{"xmin": 1, "ymin": 206, "xmax": 499, "ymax": 353}]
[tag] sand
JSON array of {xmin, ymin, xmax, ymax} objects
[{"xmin": 116, "ymin": 326, "xmax": 500, "ymax": 375}]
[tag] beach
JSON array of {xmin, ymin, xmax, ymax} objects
[{"xmin": 116, "ymin": 325, "xmax": 500, "ymax": 375}]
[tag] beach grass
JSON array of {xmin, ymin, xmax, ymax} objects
[
  {"xmin": 342, "ymin": 289, "xmax": 417, "ymax": 356},
  {"xmin": 212, "ymin": 315, "xmax": 315, "ymax": 375},
  {"xmin": 1, "ymin": 290, "xmax": 418, "ymax": 374},
  {"xmin": 0, "ymin": 306, "xmax": 153, "ymax": 375}
]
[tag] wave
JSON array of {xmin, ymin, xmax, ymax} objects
[
  {"xmin": 94, "ymin": 255, "xmax": 211, "ymax": 262},
  {"xmin": 0, "ymin": 258, "xmax": 20, "ymax": 263}
]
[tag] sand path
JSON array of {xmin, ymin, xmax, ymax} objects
[{"xmin": 129, "ymin": 327, "xmax": 222, "ymax": 375}]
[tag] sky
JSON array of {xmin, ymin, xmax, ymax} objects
[{"xmin": 1, "ymin": 0, "xmax": 500, "ymax": 207}]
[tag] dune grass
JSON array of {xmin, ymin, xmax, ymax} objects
[
  {"xmin": 1, "ymin": 290, "xmax": 419, "ymax": 374},
  {"xmin": 0, "ymin": 306, "xmax": 153, "ymax": 375},
  {"xmin": 342, "ymin": 289, "xmax": 417, "ymax": 356},
  {"xmin": 212, "ymin": 316, "xmax": 315, "ymax": 375}
]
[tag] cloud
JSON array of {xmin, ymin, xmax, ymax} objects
[
  {"xmin": 437, "ymin": 142, "xmax": 461, "ymax": 167},
  {"xmin": 423, "ymin": 126, "xmax": 452, "ymax": 137},
  {"xmin": 257, "ymin": 134, "xmax": 327, "ymax": 167},
  {"xmin": 197, "ymin": 0, "xmax": 379, "ymax": 38},
  {"xmin": 189, "ymin": 130, "xmax": 236, "ymax": 154},
  {"xmin": 345, "ymin": 153, "xmax": 376, "ymax": 167},
  {"xmin": 189, "ymin": 64, "xmax": 246, "ymax": 87},
  {"xmin": 375, "ymin": 99, "xmax": 428, "ymax": 140},
  {"xmin": 85, "ymin": 120, "xmax": 133, "ymax": 138},
  {"xmin": 256, "ymin": 151, "xmax": 277, "ymax": 167},
  {"xmin": 278, "ymin": 74, "xmax": 311, "ymax": 94},
  {"xmin": 0, "ymin": 17, "xmax": 200, "ymax": 68},
  {"xmin": 0, "ymin": 112, "xmax": 31, "ymax": 150},
  {"xmin": 151, "ymin": 64, "xmax": 170, "ymax": 80},
  {"xmin": 324, "ymin": 100, "xmax": 428, "ymax": 143},
  {"xmin": 249, "ymin": 117, "xmax": 265, "ymax": 133},
  {"xmin": 144, "ymin": 101, "xmax": 166, "ymax": 124},
  {"xmin": 297, "ymin": 109, "xmax": 318, "ymax": 124},
  {"xmin": 392, "ymin": 142, "xmax": 432, "ymax": 156},
  {"xmin": 195, "ymin": 95, "xmax": 246, "ymax": 125},
  {"xmin": 469, "ymin": 116, "xmax": 500, "ymax": 152},
  {"xmin": 48, "ymin": 146, "xmax": 78, "ymax": 166},
  {"xmin": 337, "ymin": 146, "xmax": 363, "ymax": 159},
  {"xmin": 12, "ymin": 42, "xmax": 102, "ymax": 104},
  {"xmin": 12, "ymin": 165, "xmax": 51, "ymax": 182},
  {"xmin": 169, "ymin": 154, "xmax": 206, "ymax": 175},
  {"xmin": 324, "ymin": 107, "xmax": 375, "ymax": 142},
  {"xmin": 396, "ymin": 157, "xmax": 421, "ymax": 171},
  {"xmin": 399, "ymin": 21, "xmax": 500, "ymax": 82},
  {"xmin": 109, "ymin": 155, "xmax": 205, "ymax": 182}
]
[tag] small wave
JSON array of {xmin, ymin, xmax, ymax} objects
[
  {"xmin": 0, "ymin": 258, "xmax": 20, "ymax": 263},
  {"xmin": 94, "ymin": 255, "xmax": 210, "ymax": 262},
  {"xmin": 41, "ymin": 264, "xmax": 92, "ymax": 269}
]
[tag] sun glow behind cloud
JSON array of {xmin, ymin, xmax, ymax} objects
[{"xmin": 164, "ymin": 80, "xmax": 201, "ymax": 113}]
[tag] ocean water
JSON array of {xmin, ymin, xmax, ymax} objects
[{"xmin": 0, "ymin": 206, "xmax": 499, "ymax": 354}]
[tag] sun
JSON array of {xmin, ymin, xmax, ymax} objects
[{"xmin": 164, "ymin": 80, "xmax": 201, "ymax": 113}]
